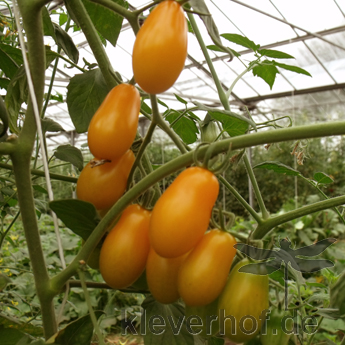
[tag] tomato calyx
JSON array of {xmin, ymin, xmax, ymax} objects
[{"xmin": 90, "ymin": 158, "xmax": 111, "ymax": 167}]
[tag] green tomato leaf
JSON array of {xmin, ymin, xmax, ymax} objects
[
  {"xmin": 50, "ymin": 312, "xmax": 104, "ymax": 345},
  {"xmin": 252, "ymin": 62, "xmax": 279, "ymax": 90},
  {"xmin": 221, "ymin": 33, "xmax": 260, "ymax": 52},
  {"xmin": 0, "ymin": 78, "xmax": 10, "ymax": 90},
  {"xmin": 0, "ymin": 95, "xmax": 9, "ymax": 138},
  {"xmin": 331, "ymin": 271, "xmax": 345, "ymax": 318},
  {"xmin": 0, "ymin": 273, "xmax": 11, "ymax": 291},
  {"xmin": 82, "ymin": 0, "xmax": 127, "ymax": 46},
  {"xmin": 274, "ymin": 62, "xmax": 311, "ymax": 77},
  {"xmin": 313, "ymin": 172, "xmax": 334, "ymax": 184},
  {"xmin": 0, "ymin": 46, "xmax": 19, "ymax": 80},
  {"xmin": 54, "ymin": 144, "xmax": 84, "ymax": 171},
  {"xmin": 174, "ymin": 93, "xmax": 188, "ymax": 105},
  {"xmin": 254, "ymin": 161, "xmax": 301, "ymax": 176},
  {"xmin": 258, "ymin": 49, "xmax": 294, "ymax": 59},
  {"xmin": 0, "ymin": 328, "xmax": 30, "ymax": 345},
  {"xmin": 52, "ymin": 23, "xmax": 79, "ymax": 63},
  {"xmin": 66, "ymin": 68, "xmax": 109, "ymax": 133},
  {"xmin": 0, "ymin": 316, "xmax": 43, "ymax": 338},
  {"xmin": 49, "ymin": 199, "xmax": 99, "ymax": 241},
  {"xmin": 59, "ymin": 13, "xmax": 68, "ymax": 26},
  {"xmin": 165, "ymin": 111, "xmax": 199, "ymax": 145},
  {"xmin": 33, "ymin": 185, "xmax": 48, "ymax": 195},
  {"xmin": 189, "ymin": 0, "xmax": 235, "ymax": 60},
  {"xmin": 5, "ymin": 65, "xmax": 27, "ymax": 134},
  {"xmin": 0, "ymin": 44, "xmax": 24, "ymax": 65},
  {"xmin": 42, "ymin": 6, "xmax": 56, "ymax": 39},
  {"xmin": 41, "ymin": 118, "xmax": 65, "ymax": 133},
  {"xmin": 142, "ymin": 295, "xmax": 194, "ymax": 345},
  {"xmin": 209, "ymin": 111, "xmax": 249, "ymax": 137},
  {"xmin": 208, "ymin": 337, "xmax": 225, "ymax": 345},
  {"xmin": 193, "ymin": 101, "xmax": 256, "ymax": 133},
  {"xmin": 315, "ymin": 308, "xmax": 341, "ymax": 320}
]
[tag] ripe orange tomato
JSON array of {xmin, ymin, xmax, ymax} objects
[
  {"xmin": 146, "ymin": 248, "xmax": 188, "ymax": 304},
  {"xmin": 149, "ymin": 167, "xmax": 219, "ymax": 258},
  {"xmin": 178, "ymin": 229, "xmax": 237, "ymax": 306},
  {"xmin": 218, "ymin": 259, "xmax": 269, "ymax": 343},
  {"xmin": 88, "ymin": 83, "xmax": 140, "ymax": 160},
  {"xmin": 132, "ymin": 0, "xmax": 188, "ymax": 94},
  {"xmin": 76, "ymin": 150, "xmax": 135, "ymax": 211},
  {"xmin": 99, "ymin": 204, "xmax": 151, "ymax": 289}
]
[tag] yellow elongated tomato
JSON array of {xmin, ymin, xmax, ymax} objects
[
  {"xmin": 218, "ymin": 259, "xmax": 269, "ymax": 343},
  {"xmin": 88, "ymin": 84, "xmax": 140, "ymax": 160},
  {"xmin": 146, "ymin": 248, "xmax": 188, "ymax": 304},
  {"xmin": 76, "ymin": 150, "xmax": 135, "ymax": 211},
  {"xmin": 178, "ymin": 229, "xmax": 237, "ymax": 306},
  {"xmin": 132, "ymin": 0, "xmax": 188, "ymax": 94},
  {"xmin": 149, "ymin": 167, "xmax": 219, "ymax": 258},
  {"xmin": 99, "ymin": 204, "xmax": 151, "ymax": 289}
]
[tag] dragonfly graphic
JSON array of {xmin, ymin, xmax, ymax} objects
[{"xmin": 235, "ymin": 238, "xmax": 336, "ymax": 310}]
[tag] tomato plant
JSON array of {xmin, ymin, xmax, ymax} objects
[
  {"xmin": 76, "ymin": 150, "xmax": 135, "ymax": 211},
  {"xmin": 87, "ymin": 83, "xmax": 140, "ymax": 160},
  {"xmin": 99, "ymin": 204, "xmax": 151, "ymax": 289},
  {"xmin": 132, "ymin": 0, "xmax": 188, "ymax": 94},
  {"xmin": 146, "ymin": 248, "xmax": 188, "ymax": 304},
  {"xmin": 178, "ymin": 229, "xmax": 237, "ymax": 306},
  {"xmin": 218, "ymin": 259, "xmax": 269, "ymax": 343},
  {"xmin": 149, "ymin": 167, "xmax": 219, "ymax": 258}
]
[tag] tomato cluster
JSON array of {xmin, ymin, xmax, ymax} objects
[{"xmin": 78, "ymin": 2, "xmax": 270, "ymax": 342}]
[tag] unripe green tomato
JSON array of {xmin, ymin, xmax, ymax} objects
[
  {"xmin": 260, "ymin": 308, "xmax": 292, "ymax": 345},
  {"xmin": 185, "ymin": 297, "xmax": 220, "ymax": 338},
  {"xmin": 200, "ymin": 120, "xmax": 219, "ymax": 143},
  {"xmin": 217, "ymin": 259, "xmax": 269, "ymax": 344}
]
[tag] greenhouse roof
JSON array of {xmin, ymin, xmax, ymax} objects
[{"xmin": 1, "ymin": 0, "xmax": 345, "ymax": 148}]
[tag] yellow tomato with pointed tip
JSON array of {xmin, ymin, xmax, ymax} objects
[
  {"xmin": 99, "ymin": 204, "xmax": 151, "ymax": 289},
  {"xmin": 149, "ymin": 167, "xmax": 219, "ymax": 258},
  {"xmin": 132, "ymin": 0, "xmax": 188, "ymax": 94},
  {"xmin": 178, "ymin": 229, "xmax": 237, "ymax": 306},
  {"xmin": 88, "ymin": 83, "xmax": 140, "ymax": 160}
]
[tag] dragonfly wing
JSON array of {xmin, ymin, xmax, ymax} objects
[
  {"xmin": 238, "ymin": 259, "xmax": 282, "ymax": 275},
  {"xmin": 235, "ymin": 243, "xmax": 276, "ymax": 260},
  {"xmin": 293, "ymin": 258, "xmax": 335, "ymax": 273},
  {"xmin": 291, "ymin": 238, "xmax": 337, "ymax": 257}
]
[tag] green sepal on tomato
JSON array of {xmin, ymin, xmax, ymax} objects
[
  {"xmin": 149, "ymin": 166, "xmax": 219, "ymax": 258},
  {"xmin": 218, "ymin": 259, "xmax": 269, "ymax": 344},
  {"xmin": 178, "ymin": 229, "xmax": 237, "ymax": 307},
  {"xmin": 99, "ymin": 204, "xmax": 151, "ymax": 289},
  {"xmin": 87, "ymin": 83, "xmax": 140, "ymax": 160},
  {"xmin": 76, "ymin": 150, "xmax": 135, "ymax": 211},
  {"xmin": 132, "ymin": 0, "xmax": 188, "ymax": 94}
]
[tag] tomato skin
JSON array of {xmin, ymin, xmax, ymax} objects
[
  {"xmin": 178, "ymin": 229, "xmax": 237, "ymax": 306},
  {"xmin": 132, "ymin": 0, "xmax": 188, "ymax": 94},
  {"xmin": 76, "ymin": 150, "xmax": 135, "ymax": 211},
  {"xmin": 149, "ymin": 167, "xmax": 219, "ymax": 258},
  {"xmin": 99, "ymin": 204, "xmax": 151, "ymax": 289},
  {"xmin": 218, "ymin": 259, "xmax": 269, "ymax": 344},
  {"xmin": 88, "ymin": 84, "xmax": 140, "ymax": 160},
  {"xmin": 260, "ymin": 308, "xmax": 292, "ymax": 345},
  {"xmin": 146, "ymin": 248, "xmax": 188, "ymax": 304}
]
